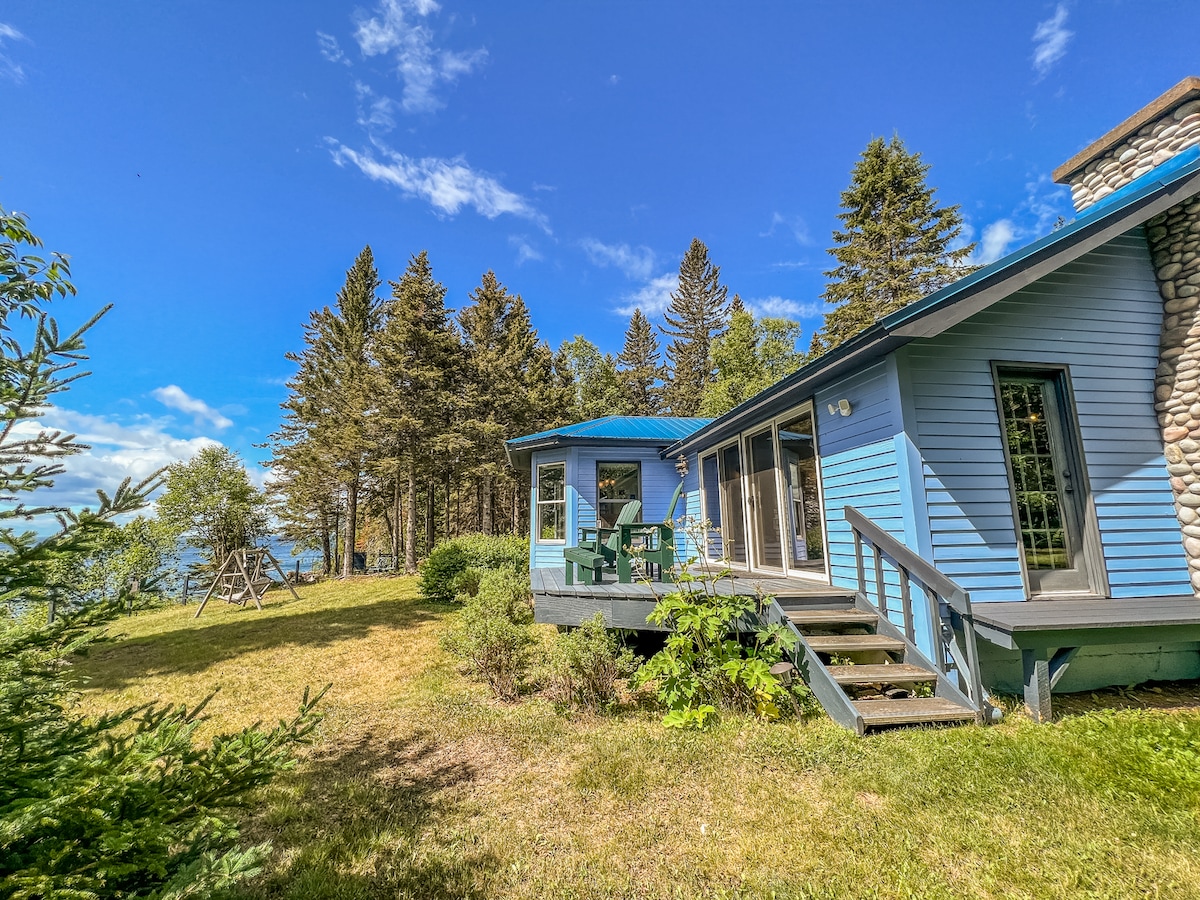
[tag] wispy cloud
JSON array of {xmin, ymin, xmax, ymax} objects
[
  {"xmin": 328, "ymin": 138, "xmax": 549, "ymax": 230},
  {"xmin": 0, "ymin": 22, "xmax": 28, "ymax": 84},
  {"xmin": 972, "ymin": 220, "xmax": 1018, "ymax": 265},
  {"xmin": 151, "ymin": 385, "xmax": 234, "ymax": 430},
  {"xmin": 509, "ymin": 235, "xmax": 543, "ymax": 265},
  {"xmin": 8, "ymin": 407, "xmax": 220, "ymax": 514},
  {"xmin": 1032, "ymin": 4, "xmax": 1072, "ymax": 79},
  {"xmin": 352, "ymin": 0, "xmax": 487, "ymax": 114},
  {"xmin": 615, "ymin": 273, "xmax": 677, "ymax": 317},
  {"xmin": 745, "ymin": 296, "xmax": 824, "ymax": 321},
  {"xmin": 317, "ymin": 31, "xmax": 350, "ymax": 65},
  {"xmin": 354, "ymin": 81, "xmax": 400, "ymax": 132},
  {"xmin": 580, "ymin": 239, "xmax": 656, "ymax": 280},
  {"xmin": 759, "ymin": 212, "xmax": 812, "ymax": 246}
]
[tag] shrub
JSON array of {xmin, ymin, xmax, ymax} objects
[
  {"xmin": 439, "ymin": 569, "xmax": 534, "ymax": 700},
  {"xmin": 546, "ymin": 613, "xmax": 641, "ymax": 712},
  {"xmin": 634, "ymin": 561, "xmax": 807, "ymax": 729},
  {"xmin": 419, "ymin": 533, "xmax": 529, "ymax": 603}
]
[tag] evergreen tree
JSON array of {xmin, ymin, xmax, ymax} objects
[
  {"xmin": 279, "ymin": 247, "xmax": 381, "ymax": 577},
  {"xmin": 558, "ymin": 336, "xmax": 626, "ymax": 421},
  {"xmin": 374, "ymin": 251, "xmax": 462, "ymax": 573},
  {"xmin": 616, "ymin": 308, "xmax": 665, "ymax": 415},
  {"xmin": 810, "ymin": 135, "xmax": 974, "ymax": 355},
  {"xmin": 661, "ymin": 238, "xmax": 730, "ymax": 416},
  {"xmin": 459, "ymin": 272, "xmax": 559, "ymax": 534},
  {"xmin": 700, "ymin": 311, "xmax": 804, "ymax": 416}
]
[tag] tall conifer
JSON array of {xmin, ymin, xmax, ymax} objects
[
  {"xmin": 660, "ymin": 238, "xmax": 730, "ymax": 416},
  {"xmin": 616, "ymin": 308, "xmax": 665, "ymax": 415},
  {"xmin": 810, "ymin": 135, "xmax": 974, "ymax": 355}
]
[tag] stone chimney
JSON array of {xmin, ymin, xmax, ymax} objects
[
  {"xmin": 1054, "ymin": 78, "xmax": 1200, "ymax": 593},
  {"xmin": 1054, "ymin": 76, "xmax": 1200, "ymax": 212}
]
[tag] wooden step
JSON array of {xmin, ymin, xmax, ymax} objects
[
  {"xmin": 826, "ymin": 663, "xmax": 937, "ymax": 685},
  {"xmin": 786, "ymin": 608, "xmax": 879, "ymax": 627},
  {"xmin": 805, "ymin": 634, "xmax": 905, "ymax": 653},
  {"xmin": 855, "ymin": 697, "xmax": 977, "ymax": 726}
]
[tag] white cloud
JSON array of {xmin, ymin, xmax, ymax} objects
[
  {"xmin": 745, "ymin": 296, "xmax": 825, "ymax": 321},
  {"xmin": 760, "ymin": 212, "xmax": 812, "ymax": 246},
  {"xmin": 615, "ymin": 273, "xmax": 677, "ymax": 317},
  {"xmin": 352, "ymin": 0, "xmax": 486, "ymax": 114},
  {"xmin": 151, "ymin": 385, "xmax": 234, "ymax": 430},
  {"xmin": 0, "ymin": 21, "xmax": 28, "ymax": 84},
  {"xmin": 509, "ymin": 235, "xmax": 542, "ymax": 265},
  {"xmin": 580, "ymin": 239, "xmax": 656, "ymax": 280},
  {"xmin": 317, "ymin": 31, "xmax": 350, "ymax": 65},
  {"xmin": 328, "ymin": 138, "xmax": 549, "ymax": 230},
  {"xmin": 1032, "ymin": 4, "xmax": 1072, "ymax": 78},
  {"xmin": 7, "ymin": 407, "xmax": 220, "ymax": 515},
  {"xmin": 972, "ymin": 219, "xmax": 1018, "ymax": 265},
  {"xmin": 354, "ymin": 81, "xmax": 400, "ymax": 132}
]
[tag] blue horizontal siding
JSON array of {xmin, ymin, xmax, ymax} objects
[{"xmin": 900, "ymin": 230, "xmax": 1190, "ymax": 602}]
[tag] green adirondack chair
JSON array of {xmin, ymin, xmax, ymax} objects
[
  {"xmin": 615, "ymin": 481, "xmax": 686, "ymax": 583},
  {"xmin": 563, "ymin": 499, "xmax": 642, "ymax": 585}
]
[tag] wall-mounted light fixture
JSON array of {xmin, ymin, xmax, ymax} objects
[
  {"xmin": 826, "ymin": 398, "xmax": 853, "ymax": 417},
  {"xmin": 675, "ymin": 454, "xmax": 689, "ymax": 478}
]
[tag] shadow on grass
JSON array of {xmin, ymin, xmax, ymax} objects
[
  {"xmin": 237, "ymin": 730, "xmax": 499, "ymax": 900},
  {"xmin": 83, "ymin": 597, "xmax": 448, "ymax": 691}
]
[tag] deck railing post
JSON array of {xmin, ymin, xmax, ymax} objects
[
  {"xmin": 873, "ymin": 545, "xmax": 887, "ymax": 619},
  {"xmin": 898, "ymin": 567, "xmax": 914, "ymax": 644},
  {"xmin": 930, "ymin": 592, "xmax": 949, "ymax": 673},
  {"xmin": 853, "ymin": 528, "xmax": 866, "ymax": 595}
]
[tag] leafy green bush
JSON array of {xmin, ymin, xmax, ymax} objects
[
  {"xmin": 546, "ymin": 613, "xmax": 641, "ymax": 712},
  {"xmin": 634, "ymin": 565, "xmax": 806, "ymax": 729},
  {"xmin": 440, "ymin": 569, "xmax": 535, "ymax": 700},
  {"xmin": 419, "ymin": 533, "xmax": 529, "ymax": 603},
  {"xmin": 0, "ymin": 603, "xmax": 325, "ymax": 899}
]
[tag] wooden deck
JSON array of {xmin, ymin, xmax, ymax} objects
[
  {"xmin": 531, "ymin": 566, "xmax": 854, "ymax": 629},
  {"xmin": 969, "ymin": 595, "xmax": 1200, "ymax": 722}
]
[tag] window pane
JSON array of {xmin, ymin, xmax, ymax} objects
[
  {"xmin": 539, "ymin": 504, "xmax": 565, "ymax": 541},
  {"xmin": 537, "ymin": 463, "xmax": 564, "ymax": 502},
  {"xmin": 999, "ymin": 379, "xmax": 1068, "ymax": 570},
  {"xmin": 778, "ymin": 410, "xmax": 823, "ymax": 565},
  {"xmin": 598, "ymin": 462, "xmax": 640, "ymax": 528}
]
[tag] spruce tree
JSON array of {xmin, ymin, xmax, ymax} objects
[
  {"xmin": 660, "ymin": 238, "xmax": 730, "ymax": 416},
  {"xmin": 558, "ymin": 336, "xmax": 625, "ymax": 421},
  {"xmin": 810, "ymin": 135, "xmax": 974, "ymax": 355},
  {"xmin": 279, "ymin": 246, "xmax": 381, "ymax": 577},
  {"xmin": 374, "ymin": 251, "xmax": 462, "ymax": 573},
  {"xmin": 616, "ymin": 308, "xmax": 665, "ymax": 415},
  {"xmin": 700, "ymin": 311, "xmax": 803, "ymax": 416}
]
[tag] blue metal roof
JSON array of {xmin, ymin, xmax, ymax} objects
[
  {"xmin": 508, "ymin": 415, "xmax": 711, "ymax": 446},
  {"xmin": 667, "ymin": 147, "xmax": 1200, "ymax": 457}
]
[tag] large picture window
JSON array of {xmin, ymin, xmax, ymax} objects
[
  {"xmin": 597, "ymin": 462, "xmax": 640, "ymax": 528},
  {"xmin": 536, "ymin": 462, "xmax": 566, "ymax": 542}
]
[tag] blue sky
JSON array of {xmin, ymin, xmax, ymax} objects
[{"xmin": 2, "ymin": 1, "xmax": 1199, "ymax": 512}]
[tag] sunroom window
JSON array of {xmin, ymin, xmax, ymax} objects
[
  {"xmin": 597, "ymin": 462, "xmax": 640, "ymax": 528},
  {"xmin": 536, "ymin": 462, "xmax": 566, "ymax": 542}
]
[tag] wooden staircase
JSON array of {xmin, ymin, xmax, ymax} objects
[{"xmin": 765, "ymin": 592, "xmax": 982, "ymax": 734}]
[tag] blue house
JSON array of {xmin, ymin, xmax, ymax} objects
[{"xmin": 506, "ymin": 78, "xmax": 1200, "ymax": 728}]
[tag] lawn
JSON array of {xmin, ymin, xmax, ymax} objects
[{"xmin": 76, "ymin": 578, "xmax": 1200, "ymax": 900}]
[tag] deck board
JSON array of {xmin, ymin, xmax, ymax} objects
[{"xmin": 971, "ymin": 595, "xmax": 1200, "ymax": 650}]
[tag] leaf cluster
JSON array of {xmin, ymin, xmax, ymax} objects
[
  {"xmin": 439, "ymin": 568, "xmax": 535, "ymax": 701},
  {"xmin": 544, "ymin": 612, "xmax": 641, "ymax": 712}
]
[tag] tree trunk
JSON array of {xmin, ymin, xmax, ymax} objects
[
  {"xmin": 321, "ymin": 519, "xmax": 332, "ymax": 576},
  {"xmin": 392, "ymin": 475, "xmax": 401, "ymax": 566},
  {"xmin": 405, "ymin": 467, "xmax": 418, "ymax": 574},
  {"xmin": 342, "ymin": 478, "xmax": 358, "ymax": 578},
  {"xmin": 425, "ymin": 478, "xmax": 436, "ymax": 554},
  {"xmin": 482, "ymin": 474, "xmax": 494, "ymax": 535},
  {"xmin": 445, "ymin": 472, "xmax": 452, "ymax": 540}
]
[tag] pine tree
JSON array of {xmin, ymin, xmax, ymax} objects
[
  {"xmin": 374, "ymin": 251, "xmax": 462, "ymax": 573},
  {"xmin": 616, "ymin": 308, "xmax": 665, "ymax": 415},
  {"xmin": 700, "ymin": 311, "xmax": 803, "ymax": 416},
  {"xmin": 810, "ymin": 135, "xmax": 974, "ymax": 355},
  {"xmin": 278, "ymin": 246, "xmax": 381, "ymax": 577},
  {"xmin": 661, "ymin": 238, "xmax": 730, "ymax": 416}
]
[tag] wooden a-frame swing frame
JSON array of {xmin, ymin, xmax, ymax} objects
[{"xmin": 194, "ymin": 547, "xmax": 300, "ymax": 618}]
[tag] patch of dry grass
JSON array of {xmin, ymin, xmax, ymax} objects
[{"xmin": 76, "ymin": 579, "xmax": 1200, "ymax": 900}]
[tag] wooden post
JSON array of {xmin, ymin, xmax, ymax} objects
[{"xmin": 181, "ymin": 574, "xmax": 190, "ymax": 604}]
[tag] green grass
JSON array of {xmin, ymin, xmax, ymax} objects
[{"xmin": 76, "ymin": 579, "xmax": 1200, "ymax": 899}]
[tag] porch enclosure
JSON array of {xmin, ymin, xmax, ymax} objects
[{"xmin": 695, "ymin": 405, "xmax": 826, "ymax": 578}]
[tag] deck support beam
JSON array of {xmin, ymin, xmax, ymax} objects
[{"xmin": 1021, "ymin": 646, "xmax": 1080, "ymax": 722}]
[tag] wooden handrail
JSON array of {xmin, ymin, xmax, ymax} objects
[{"xmin": 842, "ymin": 504, "xmax": 989, "ymax": 717}]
